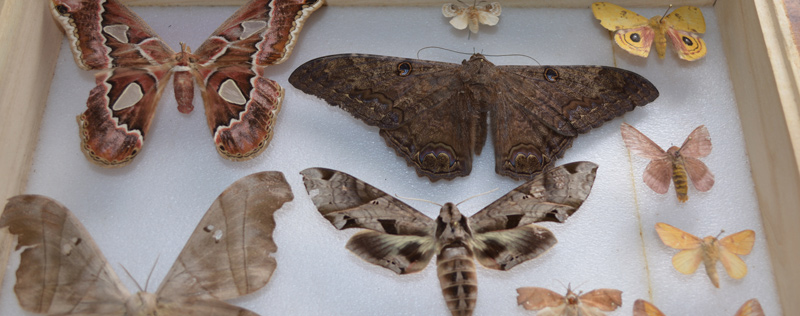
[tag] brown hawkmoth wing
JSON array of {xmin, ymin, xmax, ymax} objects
[
  {"xmin": 300, "ymin": 161, "xmax": 598, "ymax": 316},
  {"xmin": 289, "ymin": 53, "xmax": 657, "ymax": 181},
  {"xmin": 516, "ymin": 286, "xmax": 623, "ymax": 315},
  {"xmin": 0, "ymin": 171, "xmax": 293, "ymax": 315},
  {"xmin": 50, "ymin": 0, "xmax": 322, "ymax": 167}
]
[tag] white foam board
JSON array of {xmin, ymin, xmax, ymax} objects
[{"xmin": 0, "ymin": 4, "xmax": 781, "ymax": 316}]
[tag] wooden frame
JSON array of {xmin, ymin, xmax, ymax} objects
[{"xmin": 0, "ymin": 0, "xmax": 797, "ymax": 314}]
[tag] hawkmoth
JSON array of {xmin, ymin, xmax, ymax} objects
[
  {"xmin": 300, "ymin": 162, "xmax": 598, "ymax": 316},
  {"xmin": 49, "ymin": 0, "xmax": 322, "ymax": 167}
]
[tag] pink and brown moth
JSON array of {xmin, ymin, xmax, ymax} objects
[
  {"xmin": 49, "ymin": 0, "xmax": 323, "ymax": 167},
  {"xmin": 301, "ymin": 162, "xmax": 598, "ymax": 316},
  {"xmin": 620, "ymin": 123, "xmax": 714, "ymax": 202}
]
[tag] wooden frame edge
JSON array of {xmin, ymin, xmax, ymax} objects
[
  {"xmin": 717, "ymin": 0, "xmax": 800, "ymax": 315},
  {"xmin": 0, "ymin": 0, "xmax": 62, "ymax": 289}
]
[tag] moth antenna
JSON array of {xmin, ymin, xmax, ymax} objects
[
  {"xmin": 394, "ymin": 194, "xmax": 442, "ymax": 207},
  {"xmin": 481, "ymin": 53, "xmax": 541, "ymax": 65},
  {"xmin": 715, "ymin": 229, "xmax": 726, "ymax": 239},
  {"xmin": 144, "ymin": 255, "xmax": 160, "ymax": 292},
  {"xmin": 573, "ymin": 281, "xmax": 588, "ymax": 293},
  {"xmin": 455, "ymin": 188, "xmax": 499, "ymax": 206},
  {"xmin": 417, "ymin": 46, "xmax": 472, "ymax": 59},
  {"xmin": 120, "ymin": 264, "xmax": 145, "ymax": 292},
  {"xmin": 660, "ymin": 4, "xmax": 673, "ymax": 22}
]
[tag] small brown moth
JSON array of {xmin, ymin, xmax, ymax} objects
[
  {"xmin": 0, "ymin": 171, "xmax": 293, "ymax": 315},
  {"xmin": 301, "ymin": 162, "xmax": 598, "ymax": 316},
  {"xmin": 633, "ymin": 298, "xmax": 764, "ymax": 316},
  {"xmin": 655, "ymin": 222, "xmax": 755, "ymax": 288},
  {"xmin": 442, "ymin": 1, "xmax": 502, "ymax": 34},
  {"xmin": 620, "ymin": 123, "xmax": 714, "ymax": 202},
  {"xmin": 516, "ymin": 285, "xmax": 623, "ymax": 315}
]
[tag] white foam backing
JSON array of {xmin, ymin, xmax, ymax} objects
[{"xmin": 0, "ymin": 4, "xmax": 782, "ymax": 316}]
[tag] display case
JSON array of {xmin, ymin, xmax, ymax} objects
[{"xmin": 0, "ymin": 0, "xmax": 797, "ymax": 315}]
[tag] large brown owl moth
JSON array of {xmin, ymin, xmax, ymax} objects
[
  {"xmin": 300, "ymin": 162, "xmax": 598, "ymax": 316},
  {"xmin": 289, "ymin": 53, "xmax": 658, "ymax": 181},
  {"xmin": 0, "ymin": 171, "xmax": 293, "ymax": 315}
]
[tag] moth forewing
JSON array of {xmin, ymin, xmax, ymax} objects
[{"xmin": 0, "ymin": 171, "xmax": 293, "ymax": 315}]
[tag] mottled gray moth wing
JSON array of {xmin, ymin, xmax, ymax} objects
[
  {"xmin": 467, "ymin": 162, "xmax": 598, "ymax": 270},
  {"xmin": 289, "ymin": 54, "xmax": 463, "ymax": 129},
  {"xmin": 157, "ymin": 171, "xmax": 294, "ymax": 301},
  {"xmin": 494, "ymin": 65, "xmax": 659, "ymax": 136},
  {"xmin": 300, "ymin": 168, "xmax": 436, "ymax": 236},
  {"xmin": 469, "ymin": 161, "xmax": 598, "ymax": 233},
  {"xmin": 0, "ymin": 195, "xmax": 130, "ymax": 315},
  {"xmin": 345, "ymin": 231, "xmax": 436, "ymax": 274},
  {"xmin": 300, "ymin": 168, "xmax": 438, "ymax": 275},
  {"xmin": 472, "ymin": 225, "xmax": 557, "ymax": 270}
]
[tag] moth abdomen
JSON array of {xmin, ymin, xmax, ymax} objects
[
  {"xmin": 671, "ymin": 158, "xmax": 689, "ymax": 202},
  {"xmin": 437, "ymin": 246, "xmax": 478, "ymax": 316}
]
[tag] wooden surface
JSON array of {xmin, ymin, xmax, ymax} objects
[
  {"xmin": 717, "ymin": 0, "xmax": 800, "ymax": 315},
  {"xmin": 0, "ymin": 0, "xmax": 62, "ymax": 290},
  {"xmin": 119, "ymin": 0, "xmax": 715, "ymax": 7}
]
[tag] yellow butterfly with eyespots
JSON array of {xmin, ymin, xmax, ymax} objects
[{"xmin": 592, "ymin": 2, "xmax": 707, "ymax": 61}]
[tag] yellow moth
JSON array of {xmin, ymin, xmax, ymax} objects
[
  {"xmin": 592, "ymin": 2, "xmax": 707, "ymax": 61},
  {"xmin": 655, "ymin": 222, "xmax": 755, "ymax": 288}
]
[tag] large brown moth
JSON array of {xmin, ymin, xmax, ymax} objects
[
  {"xmin": 300, "ymin": 162, "xmax": 598, "ymax": 316},
  {"xmin": 620, "ymin": 123, "xmax": 714, "ymax": 202},
  {"xmin": 49, "ymin": 0, "xmax": 323, "ymax": 167},
  {"xmin": 516, "ymin": 285, "xmax": 623, "ymax": 315},
  {"xmin": 289, "ymin": 53, "xmax": 658, "ymax": 181},
  {"xmin": 0, "ymin": 171, "xmax": 294, "ymax": 315}
]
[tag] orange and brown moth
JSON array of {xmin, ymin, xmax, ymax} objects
[
  {"xmin": 49, "ymin": 0, "xmax": 323, "ymax": 167},
  {"xmin": 633, "ymin": 298, "xmax": 764, "ymax": 316},
  {"xmin": 301, "ymin": 162, "xmax": 598, "ymax": 316},
  {"xmin": 516, "ymin": 285, "xmax": 623, "ymax": 315},
  {"xmin": 655, "ymin": 222, "xmax": 755, "ymax": 288},
  {"xmin": 0, "ymin": 171, "xmax": 294, "ymax": 315},
  {"xmin": 620, "ymin": 123, "xmax": 714, "ymax": 202}
]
